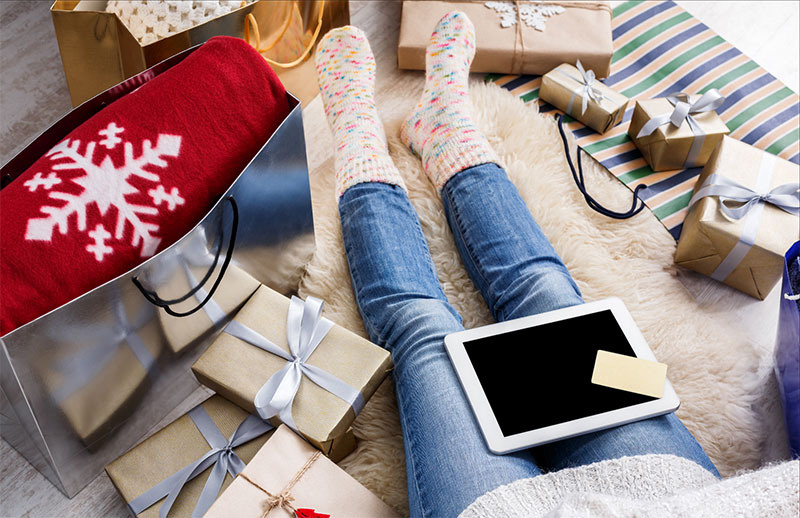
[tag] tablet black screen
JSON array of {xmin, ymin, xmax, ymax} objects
[{"xmin": 463, "ymin": 309, "xmax": 657, "ymax": 437}]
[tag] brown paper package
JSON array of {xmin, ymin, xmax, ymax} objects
[
  {"xmin": 398, "ymin": 1, "xmax": 613, "ymax": 77},
  {"xmin": 205, "ymin": 425, "xmax": 400, "ymax": 518},
  {"xmin": 628, "ymin": 97, "xmax": 729, "ymax": 172},
  {"xmin": 35, "ymin": 293, "xmax": 163, "ymax": 446},
  {"xmin": 192, "ymin": 285, "xmax": 393, "ymax": 456},
  {"xmin": 157, "ymin": 263, "xmax": 260, "ymax": 353},
  {"xmin": 539, "ymin": 63, "xmax": 629, "ymax": 133},
  {"xmin": 675, "ymin": 137, "xmax": 800, "ymax": 299},
  {"xmin": 105, "ymin": 395, "xmax": 273, "ymax": 518}
]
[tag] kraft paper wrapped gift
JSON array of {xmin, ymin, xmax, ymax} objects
[
  {"xmin": 105, "ymin": 395, "xmax": 273, "ymax": 518},
  {"xmin": 156, "ymin": 262, "xmax": 260, "ymax": 353},
  {"xmin": 675, "ymin": 137, "xmax": 800, "ymax": 299},
  {"xmin": 539, "ymin": 61, "xmax": 628, "ymax": 133},
  {"xmin": 192, "ymin": 284, "xmax": 393, "ymax": 457},
  {"xmin": 205, "ymin": 425, "xmax": 399, "ymax": 518},
  {"xmin": 398, "ymin": 1, "xmax": 613, "ymax": 77},
  {"xmin": 628, "ymin": 90, "xmax": 730, "ymax": 172},
  {"xmin": 36, "ymin": 293, "xmax": 163, "ymax": 446}
]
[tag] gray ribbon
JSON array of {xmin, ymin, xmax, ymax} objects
[
  {"xmin": 127, "ymin": 405, "xmax": 272, "ymax": 518},
  {"xmin": 636, "ymin": 89, "xmax": 725, "ymax": 168},
  {"xmin": 688, "ymin": 152, "xmax": 799, "ymax": 281},
  {"xmin": 223, "ymin": 295, "xmax": 366, "ymax": 431},
  {"xmin": 51, "ymin": 288, "xmax": 156, "ymax": 404},
  {"xmin": 557, "ymin": 60, "xmax": 604, "ymax": 116}
]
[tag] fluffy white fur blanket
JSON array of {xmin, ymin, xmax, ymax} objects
[{"xmin": 297, "ymin": 81, "xmax": 785, "ymax": 516}]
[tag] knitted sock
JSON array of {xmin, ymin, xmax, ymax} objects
[
  {"xmin": 315, "ymin": 26, "xmax": 405, "ymax": 198},
  {"xmin": 400, "ymin": 11, "xmax": 499, "ymax": 191}
]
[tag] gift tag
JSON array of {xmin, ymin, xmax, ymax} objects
[
  {"xmin": 296, "ymin": 509, "xmax": 330, "ymax": 518},
  {"xmin": 591, "ymin": 350, "xmax": 667, "ymax": 398}
]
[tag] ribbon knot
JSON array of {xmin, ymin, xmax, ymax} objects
[
  {"xmin": 261, "ymin": 490, "xmax": 296, "ymax": 517},
  {"xmin": 127, "ymin": 407, "xmax": 272, "ymax": 518},
  {"xmin": 690, "ymin": 173, "xmax": 800, "ymax": 220},
  {"xmin": 636, "ymin": 89, "xmax": 725, "ymax": 139},
  {"xmin": 222, "ymin": 295, "xmax": 366, "ymax": 433}
]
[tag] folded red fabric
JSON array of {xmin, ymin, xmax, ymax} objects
[{"xmin": 1, "ymin": 36, "xmax": 290, "ymax": 335}]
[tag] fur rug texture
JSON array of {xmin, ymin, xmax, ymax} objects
[{"xmin": 296, "ymin": 80, "xmax": 785, "ymax": 516}]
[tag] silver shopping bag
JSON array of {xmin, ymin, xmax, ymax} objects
[{"xmin": 0, "ymin": 45, "xmax": 314, "ymax": 497}]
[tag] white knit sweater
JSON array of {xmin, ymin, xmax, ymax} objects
[{"xmin": 460, "ymin": 454, "xmax": 799, "ymax": 518}]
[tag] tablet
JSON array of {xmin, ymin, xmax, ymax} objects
[{"xmin": 444, "ymin": 298, "xmax": 680, "ymax": 454}]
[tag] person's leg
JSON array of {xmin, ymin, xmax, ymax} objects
[
  {"xmin": 315, "ymin": 27, "xmax": 541, "ymax": 518},
  {"xmin": 400, "ymin": 11, "xmax": 719, "ymax": 477}
]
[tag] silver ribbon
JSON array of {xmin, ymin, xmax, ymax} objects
[
  {"xmin": 127, "ymin": 405, "xmax": 272, "ymax": 518},
  {"xmin": 51, "ymin": 289, "xmax": 156, "ymax": 404},
  {"xmin": 223, "ymin": 295, "xmax": 366, "ymax": 431},
  {"xmin": 558, "ymin": 60, "xmax": 604, "ymax": 116},
  {"xmin": 688, "ymin": 153, "xmax": 800, "ymax": 281},
  {"xmin": 636, "ymin": 89, "xmax": 725, "ymax": 168}
]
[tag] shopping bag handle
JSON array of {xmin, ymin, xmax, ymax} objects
[
  {"xmin": 243, "ymin": 0, "xmax": 326, "ymax": 69},
  {"xmin": 556, "ymin": 114, "xmax": 647, "ymax": 219},
  {"xmin": 132, "ymin": 196, "xmax": 239, "ymax": 317}
]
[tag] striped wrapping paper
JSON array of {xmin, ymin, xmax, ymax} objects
[{"xmin": 488, "ymin": 0, "xmax": 800, "ymax": 240}]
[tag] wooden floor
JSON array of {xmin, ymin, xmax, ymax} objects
[{"xmin": 1, "ymin": 1, "xmax": 798, "ymax": 516}]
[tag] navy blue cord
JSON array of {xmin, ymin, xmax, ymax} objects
[{"xmin": 557, "ymin": 114, "xmax": 647, "ymax": 219}]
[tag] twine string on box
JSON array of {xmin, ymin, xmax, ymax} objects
[{"xmin": 236, "ymin": 450, "xmax": 322, "ymax": 517}]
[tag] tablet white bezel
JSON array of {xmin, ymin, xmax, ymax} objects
[{"xmin": 444, "ymin": 297, "xmax": 680, "ymax": 454}]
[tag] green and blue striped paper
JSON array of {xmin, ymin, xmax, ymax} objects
[{"xmin": 489, "ymin": 0, "xmax": 799, "ymax": 240}]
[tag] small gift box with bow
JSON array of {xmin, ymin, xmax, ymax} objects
[
  {"xmin": 105, "ymin": 395, "xmax": 274, "ymax": 518},
  {"xmin": 191, "ymin": 285, "xmax": 393, "ymax": 456},
  {"xmin": 675, "ymin": 137, "xmax": 800, "ymax": 299},
  {"xmin": 539, "ymin": 61, "xmax": 629, "ymax": 133},
  {"xmin": 628, "ymin": 90, "xmax": 730, "ymax": 171},
  {"xmin": 204, "ymin": 425, "xmax": 399, "ymax": 518}
]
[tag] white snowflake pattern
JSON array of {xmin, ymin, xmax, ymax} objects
[
  {"xmin": 24, "ymin": 172, "xmax": 62, "ymax": 192},
  {"xmin": 485, "ymin": 1, "xmax": 565, "ymax": 31},
  {"xmin": 24, "ymin": 124, "xmax": 183, "ymax": 261}
]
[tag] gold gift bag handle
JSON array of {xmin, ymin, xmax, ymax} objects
[{"xmin": 244, "ymin": 0, "xmax": 326, "ymax": 69}]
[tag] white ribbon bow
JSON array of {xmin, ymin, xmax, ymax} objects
[
  {"xmin": 224, "ymin": 296, "xmax": 366, "ymax": 431},
  {"xmin": 559, "ymin": 60, "xmax": 604, "ymax": 116},
  {"xmin": 636, "ymin": 89, "xmax": 725, "ymax": 138},
  {"xmin": 690, "ymin": 174, "xmax": 800, "ymax": 220}
]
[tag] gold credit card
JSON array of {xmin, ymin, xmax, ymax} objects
[{"xmin": 591, "ymin": 350, "xmax": 667, "ymax": 398}]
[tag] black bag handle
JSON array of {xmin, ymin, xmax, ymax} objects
[
  {"xmin": 132, "ymin": 196, "xmax": 239, "ymax": 317},
  {"xmin": 556, "ymin": 115, "xmax": 647, "ymax": 219}
]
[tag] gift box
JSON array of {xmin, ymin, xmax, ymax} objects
[
  {"xmin": 192, "ymin": 285, "xmax": 392, "ymax": 456},
  {"xmin": 398, "ymin": 0, "xmax": 613, "ymax": 77},
  {"xmin": 35, "ymin": 288, "xmax": 163, "ymax": 446},
  {"xmin": 675, "ymin": 137, "xmax": 800, "ymax": 299},
  {"xmin": 539, "ymin": 61, "xmax": 628, "ymax": 133},
  {"xmin": 105, "ymin": 395, "xmax": 274, "ymax": 518},
  {"xmin": 147, "ymin": 229, "xmax": 261, "ymax": 353},
  {"xmin": 204, "ymin": 425, "xmax": 399, "ymax": 518},
  {"xmin": 628, "ymin": 90, "xmax": 730, "ymax": 171}
]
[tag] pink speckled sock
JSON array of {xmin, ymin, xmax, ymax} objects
[
  {"xmin": 315, "ymin": 26, "xmax": 405, "ymax": 198},
  {"xmin": 400, "ymin": 11, "xmax": 499, "ymax": 191}
]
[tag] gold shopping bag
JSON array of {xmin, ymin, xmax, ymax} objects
[{"xmin": 51, "ymin": 1, "xmax": 348, "ymax": 107}]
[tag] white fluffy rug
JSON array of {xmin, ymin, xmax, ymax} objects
[{"xmin": 297, "ymin": 80, "xmax": 785, "ymax": 516}]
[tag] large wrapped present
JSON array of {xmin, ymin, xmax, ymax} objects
[
  {"xmin": 539, "ymin": 61, "xmax": 628, "ymax": 133},
  {"xmin": 105, "ymin": 395, "xmax": 274, "ymax": 518},
  {"xmin": 398, "ymin": 1, "xmax": 613, "ymax": 77},
  {"xmin": 192, "ymin": 285, "xmax": 392, "ymax": 456},
  {"xmin": 628, "ymin": 90, "xmax": 729, "ymax": 171},
  {"xmin": 675, "ymin": 137, "xmax": 800, "ymax": 299},
  {"xmin": 204, "ymin": 425, "xmax": 399, "ymax": 518}
]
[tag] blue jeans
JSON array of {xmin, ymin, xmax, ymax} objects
[{"xmin": 338, "ymin": 163, "xmax": 718, "ymax": 518}]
